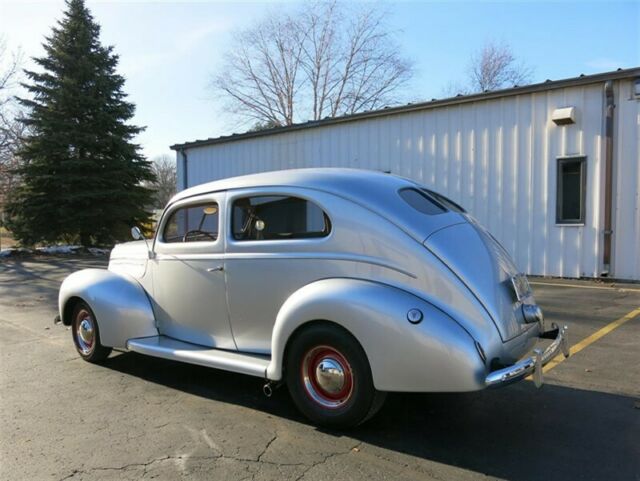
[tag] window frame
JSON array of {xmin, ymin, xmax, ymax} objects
[
  {"xmin": 161, "ymin": 201, "xmax": 221, "ymax": 244},
  {"xmin": 229, "ymin": 193, "xmax": 332, "ymax": 243},
  {"xmin": 154, "ymin": 193, "xmax": 224, "ymax": 253},
  {"xmin": 422, "ymin": 188, "xmax": 466, "ymax": 213},
  {"xmin": 556, "ymin": 156, "xmax": 587, "ymax": 225}
]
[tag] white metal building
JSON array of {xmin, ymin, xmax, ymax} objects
[{"xmin": 172, "ymin": 68, "xmax": 640, "ymax": 281}]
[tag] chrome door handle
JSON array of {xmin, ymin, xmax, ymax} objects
[{"xmin": 206, "ymin": 266, "xmax": 224, "ymax": 272}]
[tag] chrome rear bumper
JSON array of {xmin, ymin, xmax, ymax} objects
[{"xmin": 485, "ymin": 323, "xmax": 569, "ymax": 388}]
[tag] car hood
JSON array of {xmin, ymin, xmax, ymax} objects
[
  {"xmin": 423, "ymin": 219, "xmax": 528, "ymax": 342},
  {"xmin": 110, "ymin": 240, "xmax": 149, "ymax": 260},
  {"xmin": 108, "ymin": 240, "xmax": 149, "ymax": 278}
]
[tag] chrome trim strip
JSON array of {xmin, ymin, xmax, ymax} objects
[
  {"xmin": 153, "ymin": 252, "xmax": 417, "ymax": 279},
  {"xmin": 485, "ymin": 323, "xmax": 569, "ymax": 388}
]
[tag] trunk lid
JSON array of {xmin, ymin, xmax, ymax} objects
[{"xmin": 423, "ymin": 219, "xmax": 528, "ymax": 342}]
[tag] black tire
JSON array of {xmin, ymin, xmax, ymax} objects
[
  {"xmin": 286, "ymin": 323, "xmax": 386, "ymax": 428},
  {"xmin": 71, "ymin": 301, "xmax": 112, "ymax": 362}
]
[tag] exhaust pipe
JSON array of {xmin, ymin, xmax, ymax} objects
[{"xmin": 262, "ymin": 382, "xmax": 273, "ymax": 398}]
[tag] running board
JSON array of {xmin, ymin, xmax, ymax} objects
[{"xmin": 126, "ymin": 336, "xmax": 270, "ymax": 378}]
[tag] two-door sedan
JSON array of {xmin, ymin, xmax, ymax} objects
[{"xmin": 58, "ymin": 168, "xmax": 568, "ymax": 427}]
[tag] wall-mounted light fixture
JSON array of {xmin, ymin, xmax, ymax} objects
[{"xmin": 552, "ymin": 107, "xmax": 576, "ymax": 125}]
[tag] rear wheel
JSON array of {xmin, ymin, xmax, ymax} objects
[
  {"xmin": 286, "ymin": 323, "xmax": 386, "ymax": 428},
  {"xmin": 71, "ymin": 301, "xmax": 111, "ymax": 362}
]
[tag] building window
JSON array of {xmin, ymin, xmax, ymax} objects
[
  {"xmin": 163, "ymin": 202, "xmax": 219, "ymax": 243},
  {"xmin": 556, "ymin": 157, "xmax": 586, "ymax": 224},
  {"xmin": 232, "ymin": 195, "xmax": 331, "ymax": 241}
]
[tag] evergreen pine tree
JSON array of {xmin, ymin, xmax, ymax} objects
[{"xmin": 6, "ymin": 0, "xmax": 155, "ymax": 246}]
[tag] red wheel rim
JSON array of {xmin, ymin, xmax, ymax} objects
[{"xmin": 301, "ymin": 346, "xmax": 354, "ymax": 409}]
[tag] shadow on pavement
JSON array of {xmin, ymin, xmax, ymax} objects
[
  {"xmin": 0, "ymin": 257, "xmax": 107, "ymax": 304},
  {"xmin": 102, "ymin": 351, "xmax": 640, "ymax": 481}
]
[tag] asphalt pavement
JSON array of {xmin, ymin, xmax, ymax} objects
[{"xmin": 1, "ymin": 257, "xmax": 638, "ymax": 480}]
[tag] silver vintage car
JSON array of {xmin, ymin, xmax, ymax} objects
[{"xmin": 58, "ymin": 168, "xmax": 569, "ymax": 427}]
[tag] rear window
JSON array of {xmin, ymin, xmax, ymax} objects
[
  {"xmin": 422, "ymin": 189, "xmax": 466, "ymax": 213},
  {"xmin": 398, "ymin": 188, "xmax": 446, "ymax": 215}
]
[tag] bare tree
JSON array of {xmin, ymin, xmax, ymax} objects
[
  {"xmin": 214, "ymin": 2, "xmax": 412, "ymax": 127},
  {"xmin": 0, "ymin": 37, "xmax": 24, "ymax": 210},
  {"xmin": 468, "ymin": 41, "xmax": 532, "ymax": 93},
  {"xmin": 150, "ymin": 154, "xmax": 177, "ymax": 209},
  {"xmin": 442, "ymin": 41, "xmax": 533, "ymax": 97}
]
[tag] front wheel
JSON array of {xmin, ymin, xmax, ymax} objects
[
  {"xmin": 71, "ymin": 301, "xmax": 112, "ymax": 362},
  {"xmin": 286, "ymin": 323, "xmax": 386, "ymax": 428}
]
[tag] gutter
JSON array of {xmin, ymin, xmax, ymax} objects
[{"xmin": 602, "ymin": 80, "xmax": 615, "ymax": 275}]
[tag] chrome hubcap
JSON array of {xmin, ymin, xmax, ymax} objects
[
  {"xmin": 76, "ymin": 311, "xmax": 94, "ymax": 355},
  {"xmin": 302, "ymin": 346, "xmax": 353, "ymax": 409},
  {"xmin": 315, "ymin": 358, "xmax": 345, "ymax": 394}
]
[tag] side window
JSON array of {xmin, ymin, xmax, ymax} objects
[
  {"xmin": 556, "ymin": 157, "xmax": 586, "ymax": 224},
  {"xmin": 163, "ymin": 202, "xmax": 219, "ymax": 243},
  {"xmin": 232, "ymin": 195, "xmax": 331, "ymax": 241}
]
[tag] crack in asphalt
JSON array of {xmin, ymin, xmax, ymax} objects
[
  {"xmin": 291, "ymin": 441, "xmax": 364, "ymax": 481},
  {"xmin": 56, "ymin": 437, "xmax": 364, "ymax": 480},
  {"xmin": 256, "ymin": 432, "xmax": 278, "ymax": 463},
  {"xmin": 57, "ymin": 455, "xmax": 193, "ymax": 480}
]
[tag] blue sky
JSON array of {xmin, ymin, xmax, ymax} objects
[{"xmin": 1, "ymin": 0, "xmax": 638, "ymax": 159}]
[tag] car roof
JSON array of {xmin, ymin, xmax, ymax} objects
[
  {"xmin": 169, "ymin": 168, "xmax": 465, "ymax": 243},
  {"xmin": 170, "ymin": 168, "xmax": 411, "ymax": 203}
]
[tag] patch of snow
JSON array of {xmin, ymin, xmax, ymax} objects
[
  {"xmin": 87, "ymin": 247, "xmax": 110, "ymax": 256},
  {"xmin": 36, "ymin": 245, "xmax": 83, "ymax": 254},
  {"xmin": 0, "ymin": 248, "xmax": 32, "ymax": 258},
  {"xmin": 1, "ymin": 244, "xmax": 112, "ymax": 258}
]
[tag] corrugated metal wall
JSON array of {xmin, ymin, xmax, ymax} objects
[
  {"xmin": 613, "ymin": 80, "xmax": 640, "ymax": 280},
  {"xmin": 178, "ymin": 79, "xmax": 639, "ymax": 280}
]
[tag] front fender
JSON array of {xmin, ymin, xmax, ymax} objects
[
  {"xmin": 268, "ymin": 278, "xmax": 487, "ymax": 392},
  {"xmin": 59, "ymin": 269, "xmax": 158, "ymax": 349}
]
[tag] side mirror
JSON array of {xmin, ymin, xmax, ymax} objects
[
  {"xmin": 131, "ymin": 226, "xmax": 155, "ymax": 259},
  {"xmin": 131, "ymin": 226, "xmax": 145, "ymax": 240}
]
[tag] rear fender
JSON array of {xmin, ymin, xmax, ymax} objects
[
  {"xmin": 268, "ymin": 278, "xmax": 486, "ymax": 392},
  {"xmin": 59, "ymin": 269, "xmax": 158, "ymax": 349}
]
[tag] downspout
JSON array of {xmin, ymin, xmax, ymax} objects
[
  {"xmin": 178, "ymin": 148, "xmax": 190, "ymax": 234},
  {"xmin": 602, "ymin": 80, "xmax": 615, "ymax": 276},
  {"xmin": 179, "ymin": 148, "xmax": 189, "ymax": 191}
]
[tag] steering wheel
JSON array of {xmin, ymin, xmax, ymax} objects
[{"xmin": 182, "ymin": 230, "xmax": 217, "ymax": 242}]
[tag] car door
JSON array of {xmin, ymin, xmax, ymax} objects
[
  {"xmin": 150, "ymin": 192, "xmax": 235, "ymax": 349},
  {"xmin": 224, "ymin": 188, "xmax": 336, "ymax": 354}
]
